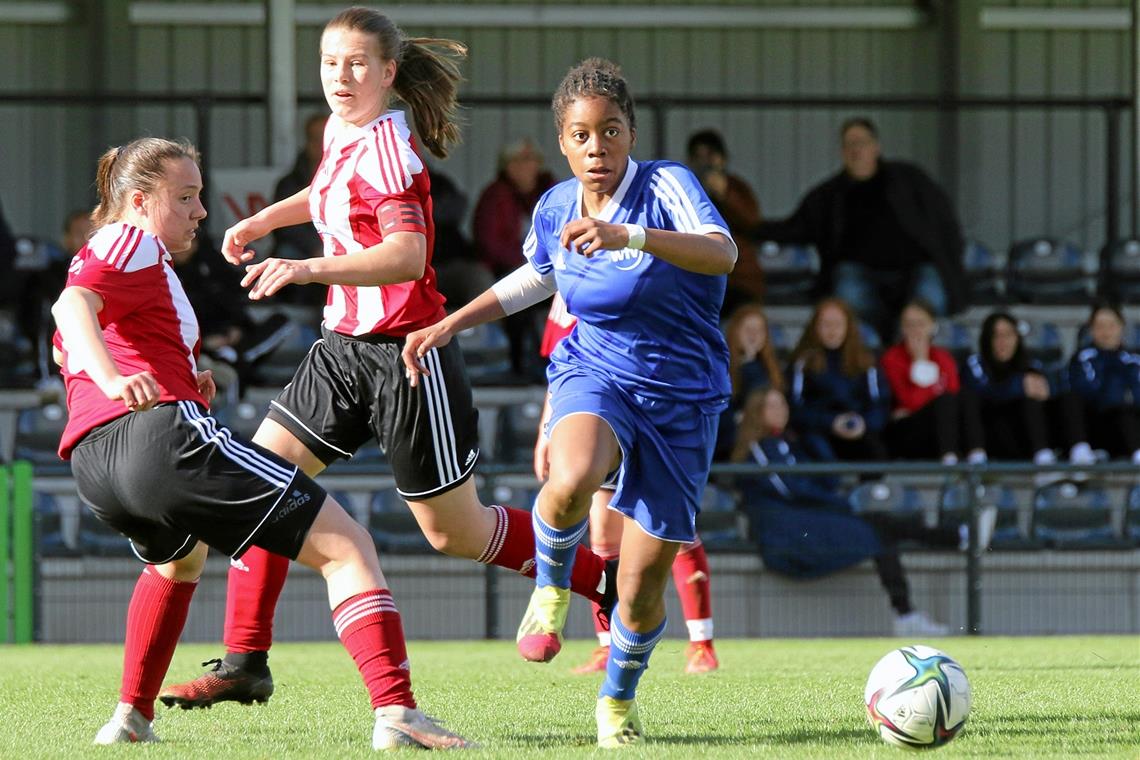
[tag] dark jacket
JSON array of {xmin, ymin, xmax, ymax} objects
[
  {"xmin": 271, "ymin": 150, "xmax": 321, "ymax": 259},
  {"xmin": 1068, "ymin": 346, "xmax": 1140, "ymax": 411},
  {"xmin": 753, "ymin": 160, "xmax": 966, "ymax": 313},
  {"xmin": 961, "ymin": 352, "xmax": 1048, "ymax": 402},
  {"xmin": 788, "ymin": 350, "xmax": 891, "ymax": 435},
  {"xmin": 738, "ymin": 434, "xmax": 881, "ymax": 578}
]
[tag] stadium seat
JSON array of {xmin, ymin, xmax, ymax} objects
[
  {"xmin": 766, "ymin": 321, "xmax": 797, "ymax": 361},
  {"xmin": 934, "ymin": 320, "xmax": 976, "ymax": 364},
  {"xmin": 858, "ymin": 320, "xmax": 882, "ymax": 352},
  {"xmin": 1005, "ymin": 238, "xmax": 1092, "ymax": 304},
  {"xmin": 695, "ymin": 484, "xmax": 751, "ymax": 551},
  {"xmin": 492, "ymin": 399, "xmax": 545, "ymax": 463},
  {"xmin": 1032, "ymin": 482, "xmax": 1126, "ymax": 549},
  {"xmin": 369, "ymin": 489, "xmax": 431, "ymax": 553},
  {"xmin": 754, "ymin": 241, "xmax": 819, "ymax": 305},
  {"xmin": 1016, "ymin": 318, "xmax": 1063, "ymax": 368},
  {"xmin": 1098, "ymin": 238, "xmax": 1140, "ymax": 301},
  {"xmin": 457, "ymin": 322, "xmax": 512, "ymax": 385},
  {"xmin": 849, "ymin": 479, "xmax": 922, "ymax": 518},
  {"xmin": 1126, "ymin": 485, "xmax": 1140, "ymax": 546},
  {"xmin": 252, "ymin": 321, "xmax": 314, "ymax": 387},
  {"xmin": 14, "ymin": 403, "xmax": 68, "ymax": 465},
  {"xmin": 940, "ymin": 480, "xmax": 1030, "ymax": 549},
  {"xmin": 962, "ymin": 239, "xmax": 1004, "ymax": 305}
]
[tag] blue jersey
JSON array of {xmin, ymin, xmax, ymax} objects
[{"xmin": 524, "ymin": 158, "xmax": 733, "ymax": 413}]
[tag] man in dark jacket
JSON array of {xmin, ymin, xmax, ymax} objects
[{"xmin": 754, "ymin": 117, "xmax": 965, "ymax": 343}]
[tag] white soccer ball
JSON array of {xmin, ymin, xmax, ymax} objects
[{"xmin": 864, "ymin": 645, "xmax": 971, "ymax": 749}]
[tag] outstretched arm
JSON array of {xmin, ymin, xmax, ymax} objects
[{"xmin": 560, "ymin": 218, "xmax": 736, "ymax": 275}]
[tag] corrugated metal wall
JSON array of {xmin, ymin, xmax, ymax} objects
[{"xmin": 0, "ymin": 0, "xmax": 1134, "ymax": 260}]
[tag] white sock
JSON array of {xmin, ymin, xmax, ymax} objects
[
  {"xmin": 686, "ymin": 618, "xmax": 714, "ymax": 642},
  {"xmin": 1034, "ymin": 448, "xmax": 1056, "ymax": 465},
  {"xmin": 1069, "ymin": 441, "xmax": 1094, "ymax": 462},
  {"xmin": 967, "ymin": 449, "xmax": 988, "ymax": 465},
  {"xmin": 1132, "ymin": 450, "xmax": 1140, "ymax": 465},
  {"xmin": 941, "ymin": 452, "xmax": 959, "ymax": 466}
]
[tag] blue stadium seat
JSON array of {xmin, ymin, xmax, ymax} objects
[
  {"xmin": 253, "ymin": 322, "xmax": 315, "ymax": 387},
  {"xmin": 849, "ymin": 480, "xmax": 921, "ymax": 517},
  {"xmin": 1006, "ymin": 238, "xmax": 1092, "ymax": 304},
  {"xmin": 1032, "ymin": 482, "xmax": 1126, "ymax": 549},
  {"xmin": 694, "ymin": 484, "xmax": 751, "ymax": 551},
  {"xmin": 858, "ymin": 320, "xmax": 882, "ymax": 352},
  {"xmin": 962, "ymin": 239, "xmax": 1004, "ymax": 305},
  {"xmin": 1127, "ymin": 486, "xmax": 1140, "ymax": 546},
  {"xmin": 1098, "ymin": 238, "xmax": 1140, "ymax": 301},
  {"xmin": 934, "ymin": 320, "xmax": 976, "ymax": 364},
  {"xmin": 1017, "ymin": 319, "xmax": 1063, "ymax": 368},
  {"xmin": 457, "ymin": 322, "xmax": 512, "ymax": 385},
  {"xmin": 755, "ymin": 241, "xmax": 819, "ymax": 305},
  {"xmin": 369, "ymin": 489, "xmax": 430, "ymax": 553},
  {"xmin": 14, "ymin": 403, "xmax": 68, "ymax": 465},
  {"xmin": 493, "ymin": 399, "xmax": 545, "ymax": 463},
  {"xmin": 941, "ymin": 480, "xmax": 1032, "ymax": 549},
  {"xmin": 766, "ymin": 322, "xmax": 797, "ymax": 361}
]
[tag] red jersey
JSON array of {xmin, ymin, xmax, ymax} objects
[
  {"xmin": 880, "ymin": 343, "xmax": 960, "ymax": 414},
  {"xmin": 539, "ymin": 292, "xmax": 577, "ymax": 358},
  {"xmin": 309, "ymin": 110, "xmax": 445, "ymax": 337},
  {"xmin": 55, "ymin": 224, "xmax": 206, "ymax": 458}
]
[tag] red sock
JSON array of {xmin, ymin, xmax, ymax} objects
[
  {"xmin": 120, "ymin": 568, "xmax": 197, "ymax": 720},
  {"xmin": 478, "ymin": 505, "xmax": 608, "ymax": 603},
  {"xmin": 223, "ymin": 545, "xmax": 290, "ymax": 654},
  {"xmin": 672, "ymin": 538, "xmax": 712, "ymax": 625},
  {"xmin": 333, "ymin": 589, "xmax": 416, "ymax": 710}
]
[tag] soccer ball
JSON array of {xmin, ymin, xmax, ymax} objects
[{"xmin": 864, "ymin": 645, "xmax": 971, "ymax": 749}]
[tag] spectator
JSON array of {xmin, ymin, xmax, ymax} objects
[
  {"xmin": 753, "ymin": 117, "xmax": 965, "ymax": 343},
  {"xmin": 788, "ymin": 297, "xmax": 890, "ymax": 462},
  {"xmin": 881, "ymin": 300, "xmax": 986, "ymax": 464},
  {"xmin": 733, "ymin": 387, "xmax": 991, "ymax": 636},
  {"xmin": 472, "ymin": 138, "xmax": 556, "ymax": 380},
  {"xmin": 686, "ymin": 129, "xmax": 764, "ymax": 316},
  {"xmin": 1067, "ymin": 300, "xmax": 1140, "ymax": 464},
  {"xmin": 169, "ymin": 233, "xmax": 291, "ymax": 394},
  {"xmin": 429, "ymin": 168, "xmax": 492, "ymax": 309},
  {"xmin": 61, "ymin": 209, "xmax": 93, "ymax": 254},
  {"xmin": 961, "ymin": 311, "xmax": 1093, "ymax": 485},
  {"xmin": 270, "ymin": 113, "xmax": 327, "ymax": 307},
  {"xmin": 716, "ymin": 302, "xmax": 784, "ymax": 460}
]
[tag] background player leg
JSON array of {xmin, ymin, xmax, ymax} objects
[
  {"xmin": 597, "ymin": 524, "xmax": 680, "ymax": 748},
  {"xmin": 572, "ymin": 491, "xmax": 622, "ymax": 674},
  {"xmin": 518, "ymin": 414, "xmax": 620, "ymax": 663},
  {"xmin": 672, "ymin": 536, "xmax": 718, "ymax": 673},
  {"xmin": 94, "ymin": 543, "xmax": 207, "ymax": 744}
]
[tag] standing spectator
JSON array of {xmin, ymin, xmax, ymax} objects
[
  {"xmin": 716, "ymin": 302, "xmax": 784, "ymax": 460},
  {"xmin": 962, "ymin": 311, "xmax": 1092, "ymax": 485},
  {"xmin": 686, "ymin": 129, "xmax": 764, "ymax": 316},
  {"xmin": 732, "ymin": 387, "xmax": 992, "ymax": 637},
  {"xmin": 1067, "ymin": 300, "xmax": 1140, "ymax": 464},
  {"xmin": 881, "ymin": 300, "xmax": 985, "ymax": 463},
  {"xmin": 428, "ymin": 168, "xmax": 491, "ymax": 308},
  {"xmin": 789, "ymin": 297, "xmax": 890, "ymax": 462},
  {"xmin": 472, "ymin": 137, "xmax": 556, "ymax": 380},
  {"xmin": 753, "ymin": 117, "xmax": 965, "ymax": 343},
  {"xmin": 270, "ymin": 113, "xmax": 327, "ymax": 307}
]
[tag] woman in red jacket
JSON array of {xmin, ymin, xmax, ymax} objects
[{"xmin": 881, "ymin": 300, "xmax": 985, "ymax": 463}]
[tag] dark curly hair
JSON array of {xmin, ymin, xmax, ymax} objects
[{"xmin": 551, "ymin": 57, "xmax": 636, "ymax": 132}]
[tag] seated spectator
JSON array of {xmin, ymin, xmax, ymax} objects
[
  {"xmin": 881, "ymin": 300, "xmax": 986, "ymax": 464},
  {"xmin": 716, "ymin": 302, "xmax": 784, "ymax": 460},
  {"xmin": 788, "ymin": 297, "xmax": 890, "ymax": 462},
  {"xmin": 962, "ymin": 311, "xmax": 1093, "ymax": 484},
  {"xmin": 429, "ymin": 167, "xmax": 492, "ymax": 309},
  {"xmin": 472, "ymin": 138, "xmax": 556, "ymax": 380},
  {"xmin": 686, "ymin": 129, "xmax": 764, "ymax": 316},
  {"xmin": 170, "ymin": 233, "xmax": 291, "ymax": 394},
  {"xmin": 270, "ymin": 113, "xmax": 327, "ymax": 307},
  {"xmin": 753, "ymin": 117, "xmax": 965, "ymax": 343},
  {"xmin": 1067, "ymin": 300, "xmax": 1140, "ymax": 464},
  {"xmin": 61, "ymin": 209, "xmax": 93, "ymax": 255},
  {"xmin": 733, "ymin": 387, "xmax": 988, "ymax": 636}
]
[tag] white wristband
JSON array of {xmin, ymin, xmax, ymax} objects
[{"xmin": 622, "ymin": 223, "xmax": 646, "ymax": 250}]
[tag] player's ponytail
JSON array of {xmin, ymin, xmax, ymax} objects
[
  {"xmin": 324, "ymin": 7, "xmax": 466, "ymax": 159},
  {"xmin": 90, "ymin": 138, "xmax": 200, "ymax": 228}
]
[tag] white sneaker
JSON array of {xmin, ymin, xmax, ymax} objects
[
  {"xmin": 893, "ymin": 611, "xmax": 950, "ymax": 637},
  {"xmin": 93, "ymin": 702, "xmax": 159, "ymax": 744},
  {"xmin": 373, "ymin": 704, "xmax": 474, "ymax": 750},
  {"xmin": 1068, "ymin": 443, "xmax": 1095, "ymax": 483}
]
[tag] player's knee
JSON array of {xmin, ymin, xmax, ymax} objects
[
  {"xmin": 421, "ymin": 528, "xmax": 463, "ymax": 556},
  {"xmin": 543, "ymin": 470, "xmax": 604, "ymax": 513}
]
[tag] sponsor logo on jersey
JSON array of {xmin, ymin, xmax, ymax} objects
[{"xmin": 609, "ymin": 248, "xmax": 647, "ymax": 271}]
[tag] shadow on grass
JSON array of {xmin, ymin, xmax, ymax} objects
[{"xmin": 508, "ymin": 728, "xmax": 874, "ymax": 748}]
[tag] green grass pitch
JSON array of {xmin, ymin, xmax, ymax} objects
[{"xmin": 0, "ymin": 636, "xmax": 1135, "ymax": 758}]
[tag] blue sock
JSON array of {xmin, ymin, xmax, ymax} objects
[
  {"xmin": 600, "ymin": 611, "xmax": 666, "ymax": 701},
  {"xmin": 532, "ymin": 509, "xmax": 588, "ymax": 589}
]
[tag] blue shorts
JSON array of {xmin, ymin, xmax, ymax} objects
[{"xmin": 546, "ymin": 367, "xmax": 718, "ymax": 543}]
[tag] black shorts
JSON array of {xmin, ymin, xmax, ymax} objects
[
  {"xmin": 70, "ymin": 401, "xmax": 325, "ymax": 564},
  {"xmin": 266, "ymin": 327, "xmax": 480, "ymax": 499}
]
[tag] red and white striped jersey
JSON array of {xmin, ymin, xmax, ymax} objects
[
  {"xmin": 55, "ymin": 223, "xmax": 205, "ymax": 458},
  {"xmin": 309, "ymin": 110, "xmax": 445, "ymax": 336},
  {"xmin": 539, "ymin": 291, "xmax": 577, "ymax": 358}
]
